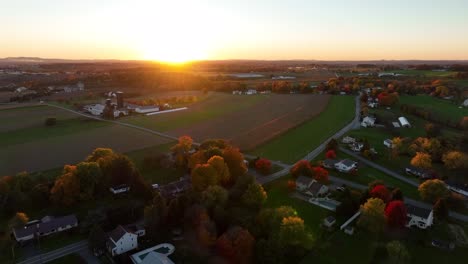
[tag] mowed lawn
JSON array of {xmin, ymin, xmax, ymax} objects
[
  {"xmin": 399, "ymin": 95, "xmax": 468, "ymax": 121},
  {"xmin": 251, "ymin": 96, "xmax": 355, "ymax": 164},
  {"xmin": 123, "ymin": 93, "xmax": 268, "ymax": 132}
]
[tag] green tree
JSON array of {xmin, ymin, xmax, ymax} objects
[
  {"xmin": 75, "ymin": 162, "xmax": 101, "ymax": 201},
  {"xmin": 358, "ymin": 198, "xmax": 386, "ymax": 234},
  {"xmin": 191, "ymin": 164, "xmax": 218, "ymax": 191},
  {"xmin": 386, "ymin": 240, "xmax": 410, "ymax": 264},
  {"xmin": 202, "ymin": 185, "xmax": 228, "ymax": 209},
  {"xmin": 242, "ymin": 183, "xmax": 267, "ymax": 209},
  {"xmin": 278, "ymin": 216, "xmax": 313, "ymax": 248},
  {"xmin": 88, "ymin": 225, "xmax": 107, "ymax": 255},
  {"xmin": 144, "ymin": 192, "xmax": 167, "ymax": 240},
  {"xmin": 433, "ymin": 198, "xmax": 449, "ymax": 222},
  {"xmin": 418, "ymin": 179, "xmax": 449, "ymax": 203}
]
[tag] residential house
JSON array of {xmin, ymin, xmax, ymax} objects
[
  {"xmin": 322, "ymin": 159, "xmax": 338, "ymax": 169},
  {"xmin": 109, "ymin": 185, "xmax": 130, "ymax": 194},
  {"xmin": 15, "ymin": 87, "xmax": 28, "ymax": 93},
  {"xmin": 361, "ymin": 116, "xmax": 376, "ymax": 128},
  {"xmin": 159, "ymin": 179, "xmax": 191, "ymax": 199},
  {"xmin": 405, "ymin": 166, "xmax": 430, "ymax": 179},
  {"xmin": 12, "ymin": 215, "xmax": 78, "ymax": 243},
  {"xmin": 107, "ymin": 225, "xmax": 139, "ymax": 256},
  {"xmin": 295, "ymin": 176, "xmax": 312, "ymax": 192},
  {"xmin": 125, "ymin": 224, "xmax": 146, "ymax": 237},
  {"xmin": 245, "ymin": 89, "xmax": 257, "ymax": 95},
  {"xmin": 344, "ymin": 226, "xmax": 354, "ymax": 235},
  {"xmin": 350, "ymin": 142, "xmax": 364, "ymax": 152},
  {"xmin": 406, "ymin": 205, "xmax": 433, "ymax": 229},
  {"xmin": 334, "ymin": 159, "xmax": 358, "ymax": 173},
  {"xmin": 62, "ymin": 82, "xmax": 85, "ymax": 93},
  {"xmin": 232, "ymin": 90, "xmax": 242, "ymax": 95},
  {"xmin": 304, "ymin": 180, "xmax": 329, "ymax": 197},
  {"xmin": 341, "ymin": 136, "xmax": 356, "ymax": 144},
  {"xmin": 447, "ymin": 181, "xmax": 468, "ymax": 197},
  {"xmin": 83, "ymin": 104, "xmax": 105, "ymax": 116},
  {"xmin": 398, "ymin": 116, "xmax": 411, "ymax": 128},
  {"xmin": 323, "ymin": 216, "xmax": 336, "ymax": 228},
  {"xmin": 130, "ymin": 243, "xmax": 175, "ymax": 264}
]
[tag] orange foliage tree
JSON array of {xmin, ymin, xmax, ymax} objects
[
  {"xmin": 290, "ymin": 160, "xmax": 313, "ymax": 178},
  {"xmin": 216, "ymin": 226, "xmax": 255, "ymax": 264}
]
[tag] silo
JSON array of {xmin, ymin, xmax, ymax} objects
[{"xmin": 116, "ymin": 91, "xmax": 124, "ymax": 108}]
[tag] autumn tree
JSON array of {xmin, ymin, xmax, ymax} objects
[
  {"xmin": 255, "ymin": 158, "xmax": 272, "ymax": 175},
  {"xmin": 358, "ymin": 198, "xmax": 386, "ymax": 234},
  {"xmin": 216, "ymin": 226, "xmax": 255, "ymax": 264},
  {"xmin": 144, "ymin": 192, "xmax": 167, "ymax": 240},
  {"xmin": 88, "ymin": 225, "xmax": 107, "ymax": 255},
  {"xmin": 442, "ymin": 151, "xmax": 468, "ymax": 170},
  {"xmin": 410, "ymin": 152, "xmax": 432, "ymax": 169},
  {"xmin": 279, "ymin": 216, "xmax": 314, "ymax": 248},
  {"xmin": 207, "ymin": 155, "xmax": 231, "ymax": 185},
  {"xmin": 433, "ymin": 198, "xmax": 449, "ymax": 222},
  {"xmin": 75, "ymin": 162, "xmax": 101, "ymax": 201},
  {"xmin": 418, "ymin": 179, "xmax": 449, "ymax": 203},
  {"xmin": 409, "ymin": 137, "xmax": 442, "ymax": 161},
  {"xmin": 99, "ymin": 153, "xmax": 137, "ymax": 187},
  {"xmin": 171, "ymin": 136, "xmax": 193, "ymax": 168},
  {"xmin": 202, "ymin": 185, "xmax": 228, "ymax": 209},
  {"xmin": 385, "ymin": 200, "xmax": 407, "ymax": 228},
  {"xmin": 391, "ymin": 188, "xmax": 403, "ymax": 201},
  {"xmin": 188, "ymin": 150, "xmax": 208, "ymax": 170},
  {"xmin": 86, "ymin": 148, "xmax": 114, "ymax": 162},
  {"xmin": 9, "ymin": 212, "xmax": 29, "ymax": 228},
  {"xmin": 242, "ymin": 183, "xmax": 267, "ymax": 209},
  {"xmin": 312, "ymin": 167, "xmax": 329, "ymax": 183},
  {"xmin": 424, "ymin": 123, "xmax": 441, "ymax": 138},
  {"xmin": 222, "ymin": 147, "xmax": 247, "ymax": 183},
  {"xmin": 325, "ymin": 149, "xmax": 337, "ymax": 159},
  {"xmin": 370, "ymin": 185, "xmax": 390, "ymax": 203},
  {"xmin": 50, "ymin": 165, "xmax": 80, "ymax": 206},
  {"xmin": 191, "ymin": 164, "xmax": 218, "ymax": 191},
  {"xmin": 290, "ymin": 160, "xmax": 313, "ymax": 178}
]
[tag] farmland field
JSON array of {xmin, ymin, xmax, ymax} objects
[
  {"xmin": 251, "ymin": 96, "xmax": 355, "ymax": 163},
  {"xmin": 399, "ymin": 95, "xmax": 468, "ymax": 121},
  {"xmin": 169, "ymin": 94, "xmax": 332, "ymax": 150},
  {"xmin": 382, "ymin": 69, "xmax": 457, "ymax": 77},
  {"xmin": 0, "ymin": 106, "xmax": 172, "ymax": 175}
]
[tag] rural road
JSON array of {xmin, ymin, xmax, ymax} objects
[{"xmin": 16, "ymin": 240, "xmax": 95, "ymax": 264}]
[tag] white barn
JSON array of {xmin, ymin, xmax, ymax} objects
[{"xmin": 398, "ymin": 117, "xmax": 411, "ymax": 128}]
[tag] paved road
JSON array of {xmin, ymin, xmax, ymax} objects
[
  {"xmin": 339, "ymin": 147, "xmax": 419, "ymax": 187},
  {"xmin": 16, "ymin": 240, "xmax": 89, "ymax": 264},
  {"xmin": 329, "ymin": 176, "xmax": 468, "ymax": 222}
]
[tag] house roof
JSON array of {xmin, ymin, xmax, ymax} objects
[
  {"xmin": 339, "ymin": 159, "xmax": 357, "ymax": 167},
  {"xmin": 109, "ymin": 225, "xmax": 129, "ymax": 243},
  {"xmin": 406, "ymin": 165, "xmax": 427, "ymax": 175},
  {"xmin": 323, "ymin": 159, "xmax": 338, "ymax": 166},
  {"xmin": 13, "ymin": 225, "xmax": 37, "ymax": 239},
  {"xmin": 296, "ymin": 176, "xmax": 312, "ymax": 186},
  {"xmin": 13, "ymin": 214, "xmax": 77, "ymax": 239},
  {"xmin": 137, "ymin": 106, "xmax": 159, "ymax": 110},
  {"xmin": 307, "ymin": 181, "xmax": 324, "ymax": 195},
  {"xmin": 159, "ymin": 179, "xmax": 191, "ymax": 198},
  {"xmin": 406, "ymin": 204, "xmax": 432, "ymax": 218},
  {"xmin": 325, "ymin": 216, "xmax": 336, "ymax": 223}
]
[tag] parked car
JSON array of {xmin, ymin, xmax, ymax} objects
[{"xmin": 431, "ymin": 240, "xmax": 455, "ymax": 251}]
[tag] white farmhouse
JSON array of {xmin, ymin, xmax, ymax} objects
[
  {"xmin": 462, "ymin": 99, "xmax": 468, "ymax": 107},
  {"xmin": 107, "ymin": 225, "xmax": 139, "ymax": 256},
  {"xmin": 334, "ymin": 159, "xmax": 358, "ymax": 173},
  {"xmin": 361, "ymin": 116, "xmax": 376, "ymax": 128},
  {"xmin": 406, "ymin": 205, "xmax": 433, "ymax": 229},
  {"xmin": 83, "ymin": 104, "xmax": 105, "ymax": 116}
]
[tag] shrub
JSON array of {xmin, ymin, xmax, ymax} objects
[
  {"xmin": 45, "ymin": 117, "xmax": 57, "ymax": 126},
  {"xmin": 255, "ymin": 158, "xmax": 272, "ymax": 175}
]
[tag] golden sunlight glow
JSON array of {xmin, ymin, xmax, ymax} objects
[{"xmin": 141, "ymin": 39, "xmax": 208, "ymax": 63}]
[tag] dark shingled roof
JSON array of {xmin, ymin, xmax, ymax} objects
[
  {"xmin": 323, "ymin": 159, "xmax": 338, "ymax": 167},
  {"xmin": 13, "ymin": 214, "xmax": 77, "ymax": 239},
  {"xmin": 109, "ymin": 225, "xmax": 128, "ymax": 243},
  {"xmin": 406, "ymin": 204, "xmax": 432, "ymax": 218},
  {"xmin": 307, "ymin": 181, "xmax": 324, "ymax": 196},
  {"xmin": 340, "ymin": 159, "xmax": 357, "ymax": 167},
  {"xmin": 13, "ymin": 225, "xmax": 37, "ymax": 239},
  {"xmin": 296, "ymin": 176, "xmax": 312, "ymax": 186}
]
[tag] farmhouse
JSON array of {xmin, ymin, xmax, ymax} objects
[
  {"xmin": 107, "ymin": 225, "xmax": 139, "ymax": 256},
  {"xmin": 109, "ymin": 184, "xmax": 130, "ymax": 194},
  {"xmin": 130, "ymin": 243, "xmax": 175, "ymax": 264},
  {"xmin": 334, "ymin": 159, "xmax": 358, "ymax": 173},
  {"xmin": 83, "ymin": 104, "xmax": 105, "ymax": 116},
  {"xmin": 245, "ymin": 89, "xmax": 257, "ymax": 95},
  {"xmin": 361, "ymin": 116, "xmax": 376, "ymax": 127},
  {"xmin": 12, "ymin": 214, "xmax": 78, "ymax": 243},
  {"xmin": 62, "ymin": 82, "xmax": 85, "ymax": 93},
  {"xmin": 406, "ymin": 204, "xmax": 433, "ymax": 229},
  {"xmin": 398, "ymin": 116, "xmax": 411, "ymax": 128}
]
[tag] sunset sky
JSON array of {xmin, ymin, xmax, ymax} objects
[{"xmin": 2, "ymin": 0, "xmax": 468, "ymax": 62}]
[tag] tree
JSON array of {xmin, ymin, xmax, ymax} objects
[
  {"xmin": 312, "ymin": 167, "xmax": 329, "ymax": 183},
  {"xmin": 75, "ymin": 162, "xmax": 101, "ymax": 201},
  {"xmin": 144, "ymin": 192, "xmax": 167, "ymax": 240},
  {"xmin": 326, "ymin": 139, "xmax": 338, "ymax": 151},
  {"xmin": 287, "ymin": 180, "xmax": 296, "ymax": 192},
  {"xmin": 409, "ymin": 138, "xmax": 442, "ymax": 161},
  {"xmin": 325, "ymin": 149, "xmax": 336, "ymax": 159},
  {"xmin": 385, "ymin": 201, "xmax": 407, "ymax": 228},
  {"xmin": 207, "ymin": 155, "xmax": 231, "ymax": 185},
  {"xmin": 202, "ymin": 185, "xmax": 228, "ymax": 209},
  {"xmin": 255, "ymin": 158, "xmax": 272, "ymax": 175},
  {"xmin": 216, "ymin": 226, "xmax": 255, "ymax": 264},
  {"xmin": 50, "ymin": 165, "xmax": 80, "ymax": 206},
  {"xmin": 242, "ymin": 183, "xmax": 267, "ymax": 209},
  {"xmin": 88, "ymin": 225, "xmax": 107, "ymax": 255},
  {"xmin": 191, "ymin": 164, "xmax": 218, "ymax": 191},
  {"xmin": 278, "ymin": 216, "xmax": 314, "ymax": 248},
  {"xmin": 425, "ymin": 123, "xmax": 441, "ymax": 138},
  {"xmin": 391, "ymin": 188, "xmax": 403, "ymax": 201},
  {"xmin": 390, "ymin": 137, "xmax": 404, "ymax": 159},
  {"xmin": 410, "ymin": 152, "xmax": 432, "ymax": 169},
  {"xmin": 358, "ymin": 198, "xmax": 386, "ymax": 234},
  {"xmin": 418, "ymin": 179, "xmax": 449, "ymax": 203},
  {"xmin": 44, "ymin": 117, "xmax": 56, "ymax": 126},
  {"xmin": 290, "ymin": 160, "xmax": 313, "ymax": 178},
  {"xmin": 171, "ymin": 136, "xmax": 193, "ymax": 168},
  {"xmin": 386, "ymin": 241, "xmax": 410, "ymax": 264},
  {"xmin": 222, "ymin": 147, "xmax": 247, "ymax": 183},
  {"xmin": 99, "ymin": 154, "xmax": 137, "ymax": 186},
  {"xmin": 442, "ymin": 151, "xmax": 468, "ymax": 170},
  {"xmin": 9, "ymin": 212, "xmax": 28, "ymax": 228},
  {"xmin": 370, "ymin": 185, "xmax": 390, "ymax": 203},
  {"xmin": 188, "ymin": 150, "xmax": 207, "ymax": 170},
  {"xmin": 433, "ymin": 198, "xmax": 449, "ymax": 222},
  {"xmin": 86, "ymin": 148, "xmax": 114, "ymax": 162}
]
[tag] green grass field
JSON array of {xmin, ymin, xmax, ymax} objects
[
  {"xmin": 399, "ymin": 95, "xmax": 468, "ymax": 121},
  {"xmin": 46, "ymin": 254, "xmax": 85, "ymax": 264},
  {"xmin": 251, "ymin": 96, "xmax": 355, "ymax": 164},
  {"xmin": 124, "ymin": 94, "xmax": 267, "ymax": 132},
  {"xmin": 383, "ymin": 69, "xmax": 457, "ymax": 77}
]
